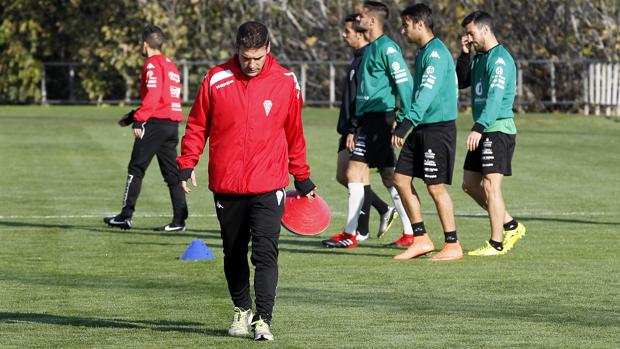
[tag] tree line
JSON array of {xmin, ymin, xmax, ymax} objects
[{"xmin": 1, "ymin": 0, "xmax": 618, "ymax": 105}]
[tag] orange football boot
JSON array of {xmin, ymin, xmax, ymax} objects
[{"xmin": 430, "ymin": 241, "xmax": 463, "ymax": 261}]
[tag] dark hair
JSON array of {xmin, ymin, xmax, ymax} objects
[
  {"xmin": 142, "ymin": 25, "xmax": 164, "ymax": 50},
  {"xmin": 344, "ymin": 13, "xmax": 367, "ymax": 33},
  {"xmin": 461, "ymin": 10, "xmax": 493, "ymax": 32},
  {"xmin": 236, "ymin": 21, "xmax": 270, "ymax": 49},
  {"xmin": 364, "ymin": 1, "xmax": 389, "ymax": 21},
  {"xmin": 401, "ymin": 3, "xmax": 433, "ymax": 31},
  {"xmin": 344, "ymin": 13, "xmax": 359, "ymax": 23}
]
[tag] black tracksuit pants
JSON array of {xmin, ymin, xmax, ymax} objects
[
  {"xmin": 214, "ymin": 189, "xmax": 286, "ymax": 323},
  {"xmin": 120, "ymin": 119, "xmax": 188, "ymax": 225}
]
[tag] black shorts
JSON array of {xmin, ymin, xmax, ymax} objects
[
  {"xmin": 463, "ymin": 132, "xmax": 516, "ymax": 176},
  {"xmin": 349, "ymin": 112, "xmax": 396, "ymax": 169},
  {"xmin": 337, "ymin": 135, "xmax": 348, "ymax": 153},
  {"xmin": 395, "ymin": 121, "xmax": 457, "ymax": 185}
]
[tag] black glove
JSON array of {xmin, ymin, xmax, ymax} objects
[
  {"xmin": 132, "ymin": 121, "xmax": 144, "ymax": 129},
  {"xmin": 118, "ymin": 110, "xmax": 135, "ymax": 127},
  {"xmin": 294, "ymin": 178, "xmax": 316, "ymax": 197},
  {"xmin": 471, "ymin": 122, "xmax": 485, "ymax": 133},
  {"xmin": 393, "ymin": 119, "xmax": 413, "ymax": 139},
  {"xmin": 179, "ymin": 168, "xmax": 194, "ymax": 182}
]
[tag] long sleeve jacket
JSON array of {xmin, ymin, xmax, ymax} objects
[
  {"xmin": 133, "ymin": 54, "xmax": 184, "ymax": 123},
  {"xmin": 177, "ymin": 54, "xmax": 311, "ymax": 194}
]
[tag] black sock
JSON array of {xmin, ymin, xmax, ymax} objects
[
  {"xmin": 357, "ymin": 186, "xmax": 372, "ymax": 236},
  {"xmin": 503, "ymin": 219, "xmax": 518, "ymax": 230},
  {"xmin": 371, "ymin": 190, "xmax": 389, "ymax": 215},
  {"xmin": 444, "ymin": 231, "xmax": 457, "ymax": 243},
  {"xmin": 489, "ymin": 239, "xmax": 503, "ymax": 251},
  {"xmin": 411, "ymin": 222, "xmax": 426, "ymax": 237}
]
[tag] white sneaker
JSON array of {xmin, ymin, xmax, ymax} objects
[
  {"xmin": 228, "ymin": 307, "xmax": 252, "ymax": 337},
  {"xmin": 356, "ymin": 231, "xmax": 370, "ymax": 241},
  {"xmin": 252, "ymin": 317, "xmax": 274, "ymax": 341}
]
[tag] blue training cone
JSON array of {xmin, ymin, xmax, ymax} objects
[{"xmin": 180, "ymin": 239, "xmax": 216, "ymax": 260}]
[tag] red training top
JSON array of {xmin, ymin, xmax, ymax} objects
[
  {"xmin": 177, "ymin": 53, "xmax": 311, "ymax": 194},
  {"xmin": 133, "ymin": 54, "xmax": 184, "ymax": 123}
]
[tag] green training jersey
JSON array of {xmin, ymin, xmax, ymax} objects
[
  {"xmin": 355, "ymin": 35, "xmax": 413, "ymax": 121},
  {"xmin": 408, "ymin": 37, "xmax": 458, "ymax": 126},
  {"xmin": 471, "ymin": 44, "xmax": 517, "ymax": 134}
]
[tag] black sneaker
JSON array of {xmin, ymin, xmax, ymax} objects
[
  {"xmin": 104, "ymin": 215, "xmax": 132, "ymax": 230},
  {"xmin": 154, "ymin": 223, "xmax": 187, "ymax": 232}
]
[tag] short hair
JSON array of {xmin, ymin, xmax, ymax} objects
[
  {"xmin": 461, "ymin": 10, "xmax": 494, "ymax": 32},
  {"xmin": 401, "ymin": 3, "xmax": 433, "ymax": 31},
  {"xmin": 344, "ymin": 13, "xmax": 366, "ymax": 33},
  {"xmin": 236, "ymin": 21, "xmax": 270, "ymax": 50},
  {"xmin": 142, "ymin": 25, "xmax": 164, "ymax": 50},
  {"xmin": 364, "ymin": 1, "xmax": 389, "ymax": 22},
  {"xmin": 344, "ymin": 13, "xmax": 359, "ymax": 23}
]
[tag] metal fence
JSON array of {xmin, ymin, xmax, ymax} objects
[{"xmin": 40, "ymin": 59, "xmax": 620, "ymax": 114}]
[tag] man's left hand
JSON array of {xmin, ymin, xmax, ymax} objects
[
  {"xmin": 391, "ymin": 134, "xmax": 404, "ymax": 148},
  {"xmin": 132, "ymin": 121, "xmax": 144, "ymax": 139},
  {"xmin": 294, "ymin": 178, "xmax": 316, "ymax": 200},
  {"xmin": 346, "ymin": 133, "xmax": 356, "ymax": 152},
  {"xmin": 466, "ymin": 131, "xmax": 482, "ymax": 151}
]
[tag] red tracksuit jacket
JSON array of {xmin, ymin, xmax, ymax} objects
[
  {"xmin": 177, "ymin": 53, "xmax": 311, "ymax": 194},
  {"xmin": 133, "ymin": 54, "xmax": 184, "ymax": 122}
]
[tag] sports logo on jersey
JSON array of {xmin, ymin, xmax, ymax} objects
[
  {"xmin": 168, "ymin": 72, "xmax": 181, "ymax": 83},
  {"xmin": 171, "ymin": 102, "xmax": 182, "ymax": 112},
  {"xmin": 146, "ymin": 70, "xmax": 157, "ymax": 88},
  {"xmin": 263, "ymin": 100, "xmax": 272, "ymax": 116},
  {"xmin": 386, "ymin": 46, "xmax": 397, "ymax": 54},
  {"xmin": 425, "ymin": 66, "xmax": 435, "ymax": 74},
  {"xmin": 475, "ymin": 82, "xmax": 483, "ymax": 96},
  {"xmin": 495, "ymin": 67, "xmax": 504, "ymax": 75},
  {"xmin": 430, "ymin": 50, "xmax": 440, "ymax": 59},
  {"xmin": 170, "ymin": 86, "xmax": 181, "ymax": 98},
  {"xmin": 392, "ymin": 61, "xmax": 408, "ymax": 84},
  {"xmin": 146, "ymin": 63, "xmax": 155, "ymax": 69},
  {"xmin": 495, "ymin": 58, "xmax": 506, "ymax": 65}
]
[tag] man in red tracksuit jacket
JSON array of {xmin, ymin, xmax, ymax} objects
[
  {"xmin": 104, "ymin": 25, "xmax": 187, "ymax": 231},
  {"xmin": 177, "ymin": 21, "xmax": 315, "ymax": 341}
]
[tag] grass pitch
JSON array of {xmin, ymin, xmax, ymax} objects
[{"xmin": 0, "ymin": 106, "xmax": 618, "ymax": 348}]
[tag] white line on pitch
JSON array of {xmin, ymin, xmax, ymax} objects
[{"xmin": 0, "ymin": 210, "xmax": 617, "ymax": 220}]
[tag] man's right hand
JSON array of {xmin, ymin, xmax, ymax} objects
[
  {"xmin": 181, "ymin": 170, "xmax": 197, "ymax": 193},
  {"xmin": 118, "ymin": 110, "xmax": 135, "ymax": 127},
  {"xmin": 461, "ymin": 35, "xmax": 471, "ymax": 54}
]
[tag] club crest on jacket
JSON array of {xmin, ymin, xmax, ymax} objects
[{"xmin": 263, "ymin": 100, "xmax": 272, "ymax": 116}]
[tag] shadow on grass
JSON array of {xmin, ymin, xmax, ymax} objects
[
  {"xmin": 0, "ymin": 312, "xmax": 228, "ymax": 336},
  {"xmin": 456, "ymin": 214, "xmax": 619, "ymax": 226},
  {"xmin": 278, "ymin": 287, "xmax": 619, "ymax": 328},
  {"xmin": 0, "ymin": 220, "xmax": 220, "ymax": 238}
]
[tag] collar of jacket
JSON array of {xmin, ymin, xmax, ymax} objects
[
  {"xmin": 353, "ymin": 45, "xmax": 367, "ymax": 58},
  {"xmin": 228, "ymin": 53, "xmax": 275, "ymax": 81}
]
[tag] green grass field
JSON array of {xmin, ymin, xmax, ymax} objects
[{"xmin": 0, "ymin": 106, "xmax": 618, "ymax": 348}]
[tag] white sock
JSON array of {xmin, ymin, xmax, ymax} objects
[
  {"xmin": 388, "ymin": 186, "xmax": 413, "ymax": 235},
  {"xmin": 345, "ymin": 183, "xmax": 365, "ymax": 234}
]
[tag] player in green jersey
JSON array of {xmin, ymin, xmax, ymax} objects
[
  {"xmin": 457, "ymin": 11, "xmax": 526, "ymax": 256},
  {"xmin": 322, "ymin": 1, "xmax": 415, "ymax": 249},
  {"xmin": 391, "ymin": 3, "xmax": 462, "ymax": 261}
]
